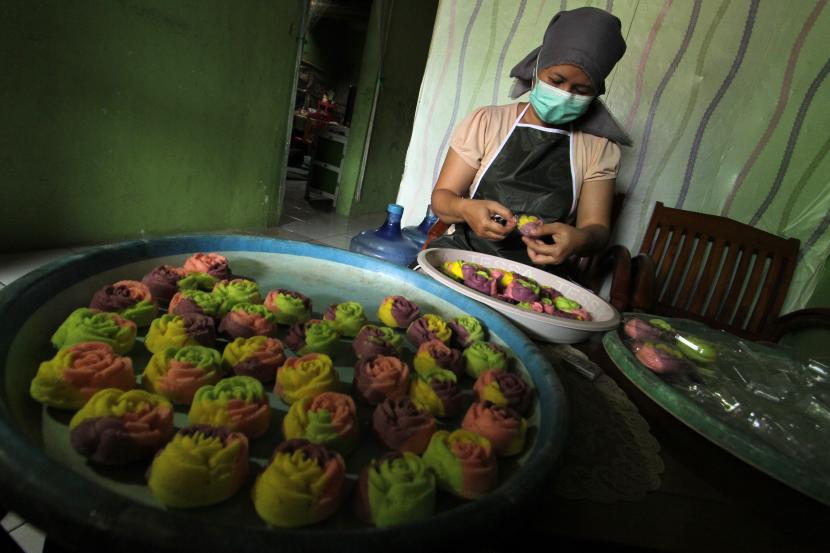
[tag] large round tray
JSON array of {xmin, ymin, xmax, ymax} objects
[
  {"xmin": 0, "ymin": 235, "xmax": 566, "ymax": 552},
  {"xmin": 603, "ymin": 323, "xmax": 830, "ymax": 506},
  {"xmin": 417, "ymin": 248, "xmax": 620, "ymax": 343}
]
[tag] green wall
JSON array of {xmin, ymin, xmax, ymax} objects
[
  {"xmin": 336, "ymin": 0, "xmax": 439, "ymax": 217},
  {"xmin": 0, "ymin": 0, "xmax": 304, "ymax": 252}
]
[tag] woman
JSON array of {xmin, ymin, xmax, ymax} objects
[{"xmin": 429, "ymin": 7, "xmax": 630, "ymax": 269}]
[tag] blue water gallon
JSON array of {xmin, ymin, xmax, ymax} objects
[
  {"xmin": 402, "ymin": 204, "xmax": 439, "ymax": 250},
  {"xmin": 349, "ymin": 203, "xmax": 420, "ymax": 266}
]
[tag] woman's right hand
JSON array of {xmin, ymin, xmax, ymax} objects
[{"xmin": 459, "ymin": 199, "xmax": 516, "ymax": 241}]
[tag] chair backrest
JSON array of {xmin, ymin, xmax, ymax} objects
[{"xmin": 639, "ymin": 202, "xmax": 800, "ymax": 340}]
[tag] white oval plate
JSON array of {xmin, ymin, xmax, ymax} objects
[{"xmin": 417, "ymin": 248, "xmax": 620, "ymax": 343}]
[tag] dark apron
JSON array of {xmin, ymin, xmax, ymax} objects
[{"xmin": 431, "ymin": 106, "xmax": 575, "ymax": 266}]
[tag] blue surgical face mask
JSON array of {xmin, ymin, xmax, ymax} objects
[{"xmin": 529, "ymin": 78, "xmax": 594, "ymax": 125}]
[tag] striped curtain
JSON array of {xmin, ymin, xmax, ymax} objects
[{"xmin": 396, "ymin": 0, "xmax": 830, "ymax": 312}]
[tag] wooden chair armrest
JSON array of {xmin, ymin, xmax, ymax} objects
[
  {"xmin": 629, "ymin": 253, "xmax": 656, "ymax": 312},
  {"xmin": 767, "ymin": 307, "xmax": 830, "ymax": 342}
]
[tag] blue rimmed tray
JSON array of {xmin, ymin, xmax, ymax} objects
[{"xmin": 0, "ymin": 235, "xmax": 566, "ymax": 552}]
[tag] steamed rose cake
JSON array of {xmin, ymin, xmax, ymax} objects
[
  {"xmin": 463, "ymin": 341, "xmax": 508, "ymax": 379},
  {"xmin": 51, "ymin": 308, "xmax": 137, "ymax": 355},
  {"xmin": 275, "ymin": 353, "xmax": 339, "ymax": 404},
  {"xmin": 144, "ymin": 313, "xmax": 216, "ymax": 353},
  {"xmin": 142, "ymin": 345, "xmax": 223, "ymax": 405},
  {"xmin": 462, "ymin": 401, "xmax": 527, "ymax": 457},
  {"xmin": 30, "ymin": 342, "xmax": 135, "ymax": 410},
  {"xmin": 323, "ymin": 301, "xmax": 368, "ymax": 338},
  {"xmin": 354, "ymin": 452, "xmax": 436, "ymax": 527},
  {"xmin": 461, "ymin": 264, "xmax": 497, "ymax": 296},
  {"xmin": 147, "ymin": 425, "xmax": 249, "ymax": 508},
  {"xmin": 169, "ymin": 289, "xmax": 221, "ymax": 320},
  {"xmin": 503, "ymin": 278, "xmax": 540, "ymax": 303},
  {"xmin": 264, "ymin": 289, "xmax": 312, "ymax": 325},
  {"xmin": 413, "ymin": 339, "xmax": 463, "ymax": 378},
  {"xmin": 410, "ymin": 371, "xmax": 464, "ymax": 418},
  {"xmin": 406, "ymin": 314, "xmax": 451, "ymax": 346},
  {"xmin": 69, "ymin": 388, "xmax": 174, "ymax": 464},
  {"xmin": 188, "ymin": 376, "xmax": 271, "ymax": 439},
  {"xmin": 89, "ymin": 280, "xmax": 158, "ymax": 327},
  {"xmin": 142, "ymin": 265, "xmax": 186, "ymax": 303},
  {"xmin": 516, "ymin": 214, "xmax": 543, "ymax": 236},
  {"xmin": 218, "ymin": 303, "xmax": 278, "ymax": 339},
  {"xmin": 372, "ymin": 397, "xmax": 436, "ymax": 454},
  {"xmin": 473, "ymin": 369, "xmax": 534, "ymax": 415},
  {"xmin": 448, "ymin": 315, "xmax": 486, "ymax": 349},
  {"xmin": 352, "ymin": 324, "xmax": 404, "ymax": 359},
  {"xmin": 377, "ymin": 295, "xmax": 420, "ymax": 329},
  {"xmin": 222, "ymin": 336, "xmax": 285, "ymax": 382},
  {"xmin": 212, "ymin": 279, "xmax": 261, "ymax": 316},
  {"xmin": 176, "ymin": 271, "xmax": 219, "ymax": 292},
  {"xmin": 441, "ymin": 260, "xmax": 465, "ymax": 281},
  {"xmin": 253, "ymin": 440, "xmax": 346, "ymax": 527},
  {"xmin": 285, "ymin": 319, "xmax": 339, "ymax": 355},
  {"xmin": 422, "ymin": 429, "xmax": 497, "ymax": 499},
  {"xmin": 282, "ymin": 392, "xmax": 359, "ymax": 455},
  {"xmin": 183, "ymin": 252, "xmax": 231, "ymax": 280},
  {"xmin": 354, "ymin": 355, "xmax": 410, "ymax": 405}
]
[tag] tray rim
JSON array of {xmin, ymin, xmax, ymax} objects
[
  {"xmin": 602, "ymin": 319, "xmax": 830, "ymax": 506},
  {"xmin": 0, "ymin": 234, "xmax": 568, "ymax": 551}
]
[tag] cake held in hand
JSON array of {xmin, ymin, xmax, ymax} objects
[
  {"xmin": 147, "ymin": 425, "xmax": 249, "ymax": 508},
  {"xmin": 323, "ymin": 302, "xmax": 368, "ymax": 338},
  {"xmin": 30, "ymin": 342, "xmax": 135, "ymax": 410},
  {"xmin": 413, "ymin": 339, "xmax": 463, "ymax": 378},
  {"xmin": 473, "ymin": 370, "xmax": 534, "ymax": 415},
  {"xmin": 372, "ymin": 397, "xmax": 436, "ymax": 454},
  {"xmin": 168, "ymin": 289, "xmax": 221, "ymax": 320},
  {"xmin": 410, "ymin": 372, "xmax": 464, "ymax": 418},
  {"xmin": 183, "ymin": 252, "xmax": 231, "ymax": 280},
  {"xmin": 377, "ymin": 295, "xmax": 421, "ymax": 329},
  {"xmin": 354, "ymin": 355, "xmax": 410, "ymax": 405},
  {"xmin": 222, "ymin": 336, "xmax": 285, "ymax": 382},
  {"xmin": 218, "ymin": 303, "xmax": 278, "ymax": 339},
  {"xmin": 352, "ymin": 324, "xmax": 405, "ymax": 359},
  {"xmin": 275, "ymin": 353, "xmax": 340, "ymax": 404},
  {"xmin": 285, "ymin": 319, "xmax": 339, "ymax": 355},
  {"xmin": 448, "ymin": 315, "xmax": 486, "ymax": 349},
  {"xmin": 142, "ymin": 345, "xmax": 223, "ymax": 404},
  {"xmin": 144, "ymin": 313, "xmax": 216, "ymax": 353},
  {"xmin": 516, "ymin": 214, "xmax": 543, "ymax": 236},
  {"xmin": 51, "ymin": 308, "xmax": 137, "ymax": 355},
  {"xmin": 462, "ymin": 401, "xmax": 527, "ymax": 457},
  {"xmin": 212, "ymin": 278, "xmax": 261, "ymax": 316},
  {"xmin": 253, "ymin": 439, "xmax": 346, "ymax": 527},
  {"xmin": 264, "ymin": 289, "xmax": 312, "ymax": 325},
  {"xmin": 188, "ymin": 376, "xmax": 271, "ymax": 439},
  {"xmin": 142, "ymin": 265, "xmax": 186, "ymax": 303},
  {"xmin": 354, "ymin": 452, "xmax": 436, "ymax": 527},
  {"xmin": 176, "ymin": 271, "xmax": 219, "ymax": 292},
  {"xmin": 282, "ymin": 392, "xmax": 359, "ymax": 455},
  {"xmin": 463, "ymin": 341, "xmax": 508, "ymax": 379},
  {"xmin": 421, "ymin": 429, "xmax": 497, "ymax": 499},
  {"xmin": 90, "ymin": 280, "xmax": 159, "ymax": 327},
  {"xmin": 69, "ymin": 388, "xmax": 174, "ymax": 464},
  {"xmin": 406, "ymin": 314, "xmax": 451, "ymax": 346}
]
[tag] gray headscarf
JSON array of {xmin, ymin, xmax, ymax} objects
[{"xmin": 509, "ymin": 7, "xmax": 631, "ymax": 146}]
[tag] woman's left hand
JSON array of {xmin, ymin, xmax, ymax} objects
[{"xmin": 521, "ymin": 222, "xmax": 587, "ymax": 265}]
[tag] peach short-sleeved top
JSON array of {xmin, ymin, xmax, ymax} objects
[{"xmin": 449, "ymin": 103, "xmax": 621, "ymax": 212}]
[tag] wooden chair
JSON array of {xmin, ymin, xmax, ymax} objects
[{"xmin": 630, "ymin": 202, "xmax": 830, "ymax": 341}]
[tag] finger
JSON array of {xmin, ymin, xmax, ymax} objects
[
  {"xmin": 483, "ymin": 229, "xmax": 509, "ymax": 241},
  {"xmin": 488, "ymin": 202, "xmax": 515, "ymax": 222},
  {"xmin": 522, "ymin": 236, "xmax": 555, "ymax": 254},
  {"xmin": 526, "ymin": 247, "xmax": 559, "ymax": 265},
  {"xmin": 534, "ymin": 221, "xmax": 565, "ymax": 237},
  {"xmin": 481, "ymin": 220, "xmax": 512, "ymax": 236}
]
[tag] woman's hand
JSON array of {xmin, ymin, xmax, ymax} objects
[
  {"xmin": 521, "ymin": 222, "xmax": 586, "ymax": 264},
  {"xmin": 459, "ymin": 199, "xmax": 516, "ymax": 241}
]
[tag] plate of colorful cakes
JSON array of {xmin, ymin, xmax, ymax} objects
[
  {"xmin": 416, "ymin": 248, "xmax": 620, "ymax": 343},
  {"xmin": 0, "ymin": 235, "xmax": 566, "ymax": 552}
]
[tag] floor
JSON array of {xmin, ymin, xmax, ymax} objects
[{"xmin": 0, "ymin": 169, "xmax": 385, "ymax": 553}]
